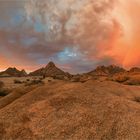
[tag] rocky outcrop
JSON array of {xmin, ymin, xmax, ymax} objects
[
  {"xmin": 29, "ymin": 62, "xmax": 71, "ymax": 80},
  {"xmin": 0, "ymin": 68, "xmax": 27, "ymax": 77},
  {"xmin": 88, "ymin": 65, "xmax": 126, "ymax": 76}
]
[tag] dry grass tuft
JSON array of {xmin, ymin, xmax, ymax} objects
[
  {"xmin": 14, "ymin": 79, "xmax": 23, "ymax": 84},
  {"xmin": 0, "ymin": 89, "xmax": 9, "ymax": 97},
  {"xmin": 0, "ymin": 81, "xmax": 10, "ymax": 97},
  {"xmin": 25, "ymin": 79, "xmax": 44, "ymax": 86},
  {"xmin": 134, "ymin": 97, "xmax": 140, "ymax": 103}
]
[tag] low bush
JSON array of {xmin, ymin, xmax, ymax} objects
[
  {"xmin": 14, "ymin": 79, "xmax": 23, "ymax": 84},
  {"xmin": 0, "ymin": 89, "xmax": 10, "ymax": 97},
  {"xmin": 134, "ymin": 97, "xmax": 140, "ymax": 103},
  {"xmin": 25, "ymin": 79, "xmax": 44, "ymax": 86},
  {"xmin": 0, "ymin": 81, "xmax": 4, "ymax": 88},
  {"xmin": 39, "ymin": 77, "xmax": 44, "ymax": 81},
  {"xmin": 125, "ymin": 80, "xmax": 140, "ymax": 86},
  {"xmin": 48, "ymin": 80, "xmax": 52, "ymax": 82}
]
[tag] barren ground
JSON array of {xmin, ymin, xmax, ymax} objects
[{"xmin": 0, "ymin": 78, "xmax": 140, "ymax": 140}]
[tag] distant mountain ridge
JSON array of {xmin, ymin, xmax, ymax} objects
[
  {"xmin": 0, "ymin": 62, "xmax": 139, "ymax": 78},
  {"xmin": 87, "ymin": 65, "xmax": 126, "ymax": 76},
  {"xmin": 129, "ymin": 67, "xmax": 140, "ymax": 73},
  {"xmin": 0, "ymin": 67, "xmax": 27, "ymax": 77}
]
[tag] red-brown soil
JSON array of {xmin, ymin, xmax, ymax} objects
[{"xmin": 0, "ymin": 79, "xmax": 140, "ymax": 140}]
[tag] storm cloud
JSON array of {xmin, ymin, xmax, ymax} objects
[{"xmin": 0, "ymin": 0, "xmax": 139, "ymax": 73}]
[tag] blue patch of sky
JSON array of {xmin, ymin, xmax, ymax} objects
[
  {"xmin": 33, "ymin": 16, "xmax": 47, "ymax": 33},
  {"xmin": 34, "ymin": 21, "xmax": 44, "ymax": 32},
  {"xmin": 10, "ymin": 14, "xmax": 23, "ymax": 26},
  {"xmin": 57, "ymin": 47, "xmax": 78, "ymax": 62},
  {"xmin": 8, "ymin": 8, "xmax": 25, "ymax": 28}
]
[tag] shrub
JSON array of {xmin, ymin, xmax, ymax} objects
[
  {"xmin": 0, "ymin": 89, "xmax": 10, "ymax": 97},
  {"xmin": 134, "ymin": 97, "xmax": 140, "ymax": 103},
  {"xmin": 39, "ymin": 77, "xmax": 44, "ymax": 81},
  {"xmin": 25, "ymin": 79, "xmax": 44, "ymax": 86},
  {"xmin": 14, "ymin": 79, "xmax": 23, "ymax": 84},
  {"xmin": 26, "ymin": 79, "xmax": 30, "ymax": 82},
  {"xmin": 125, "ymin": 80, "xmax": 140, "ymax": 86},
  {"xmin": 48, "ymin": 80, "xmax": 52, "ymax": 82},
  {"xmin": 0, "ymin": 81, "xmax": 4, "ymax": 88},
  {"xmin": 33, "ymin": 77, "xmax": 37, "ymax": 80},
  {"xmin": 114, "ymin": 75, "xmax": 129, "ymax": 83}
]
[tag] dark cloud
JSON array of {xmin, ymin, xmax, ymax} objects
[
  {"xmin": 25, "ymin": 0, "xmax": 118, "ymax": 52},
  {"xmin": 0, "ymin": 0, "xmax": 122, "ymax": 73}
]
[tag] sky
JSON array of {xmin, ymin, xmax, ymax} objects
[{"xmin": 0, "ymin": 0, "xmax": 140, "ymax": 73}]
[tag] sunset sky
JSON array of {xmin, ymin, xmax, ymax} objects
[{"xmin": 0, "ymin": 0, "xmax": 140, "ymax": 73}]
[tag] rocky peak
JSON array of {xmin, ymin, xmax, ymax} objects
[
  {"xmin": 45, "ymin": 61, "xmax": 56, "ymax": 69},
  {"xmin": 106, "ymin": 65, "xmax": 125, "ymax": 74},
  {"xmin": 0, "ymin": 67, "xmax": 27, "ymax": 77},
  {"xmin": 88, "ymin": 65, "xmax": 126, "ymax": 76},
  {"xmin": 5, "ymin": 67, "xmax": 19, "ymax": 73},
  {"xmin": 29, "ymin": 62, "xmax": 71, "ymax": 79},
  {"xmin": 21, "ymin": 69, "xmax": 27, "ymax": 76}
]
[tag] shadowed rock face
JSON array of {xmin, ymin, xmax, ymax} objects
[
  {"xmin": 45, "ymin": 61, "xmax": 55, "ymax": 68},
  {"xmin": 0, "ymin": 68, "xmax": 27, "ymax": 77},
  {"xmin": 29, "ymin": 61, "xmax": 71, "ymax": 79}
]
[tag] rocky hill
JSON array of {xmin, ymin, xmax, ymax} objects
[
  {"xmin": 129, "ymin": 67, "xmax": 140, "ymax": 73},
  {"xmin": 29, "ymin": 62, "xmax": 71, "ymax": 80},
  {"xmin": 0, "ymin": 67, "xmax": 27, "ymax": 77},
  {"xmin": 88, "ymin": 65, "xmax": 126, "ymax": 76}
]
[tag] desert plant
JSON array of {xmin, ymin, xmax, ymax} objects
[
  {"xmin": 48, "ymin": 80, "xmax": 52, "ymax": 82},
  {"xmin": 0, "ymin": 89, "xmax": 10, "ymax": 96},
  {"xmin": 39, "ymin": 77, "xmax": 44, "ymax": 81},
  {"xmin": 134, "ymin": 97, "xmax": 140, "ymax": 103},
  {"xmin": 71, "ymin": 76, "xmax": 81, "ymax": 82},
  {"xmin": 125, "ymin": 80, "xmax": 140, "ymax": 86},
  {"xmin": 25, "ymin": 79, "xmax": 44, "ymax": 86},
  {"xmin": 33, "ymin": 77, "xmax": 37, "ymax": 80},
  {"xmin": 0, "ymin": 81, "xmax": 4, "ymax": 88},
  {"xmin": 14, "ymin": 79, "xmax": 23, "ymax": 84},
  {"xmin": 0, "ymin": 81, "xmax": 10, "ymax": 97}
]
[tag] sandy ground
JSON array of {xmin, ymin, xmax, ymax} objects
[
  {"xmin": 0, "ymin": 79, "xmax": 140, "ymax": 140},
  {"xmin": 0, "ymin": 76, "xmax": 42, "ymax": 89}
]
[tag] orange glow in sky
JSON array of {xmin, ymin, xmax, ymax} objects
[
  {"xmin": 0, "ymin": 0, "xmax": 139, "ymax": 72},
  {"xmin": 111, "ymin": 0, "xmax": 140, "ymax": 68}
]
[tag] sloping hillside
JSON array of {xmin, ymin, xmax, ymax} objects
[
  {"xmin": 29, "ymin": 62, "xmax": 71, "ymax": 79},
  {"xmin": 0, "ymin": 80, "xmax": 140, "ymax": 140}
]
